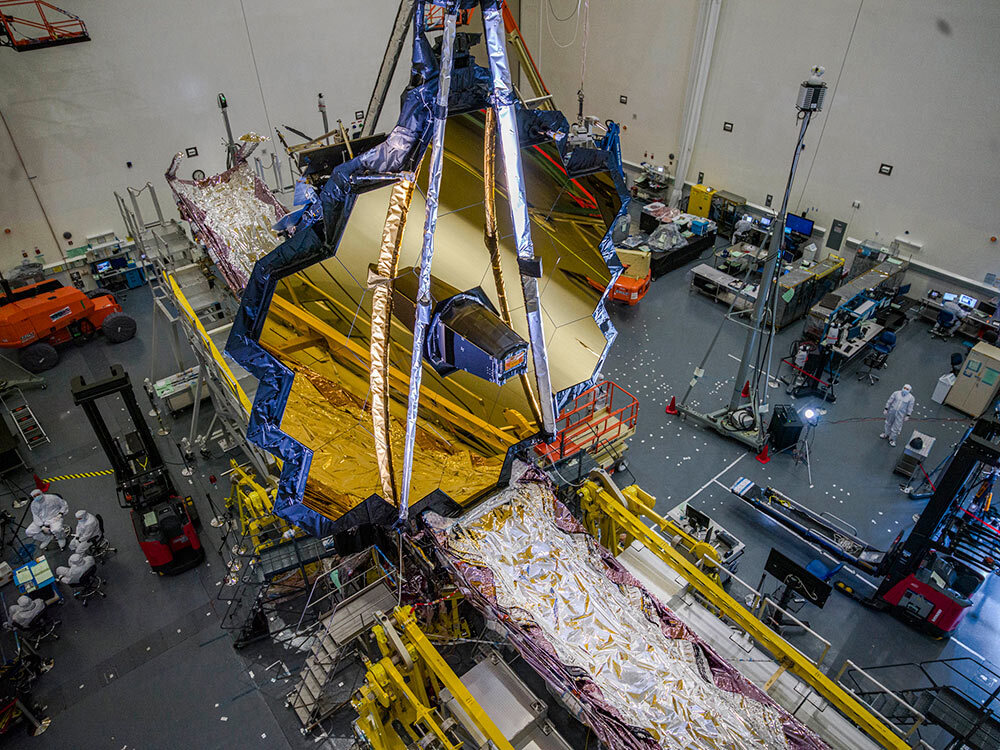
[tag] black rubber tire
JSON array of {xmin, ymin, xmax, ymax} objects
[
  {"xmin": 87, "ymin": 287, "xmax": 117, "ymax": 303},
  {"xmin": 102, "ymin": 311, "xmax": 137, "ymax": 344},
  {"xmin": 17, "ymin": 342, "xmax": 59, "ymax": 373}
]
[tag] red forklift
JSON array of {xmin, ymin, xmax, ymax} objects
[
  {"xmin": 71, "ymin": 365, "xmax": 204, "ymax": 575},
  {"xmin": 730, "ymin": 416, "xmax": 1000, "ymax": 638}
]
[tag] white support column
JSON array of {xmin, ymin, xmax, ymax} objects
[{"xmin": 669, "ymin": 0, "xmax": 722, "ymax": 208}]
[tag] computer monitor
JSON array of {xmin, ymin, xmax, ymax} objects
[
  {"xmin": 958, "ymin": 294, "xmax": 977, "ymax": 309},
  {"xmin": 785, "ymin": 213, "xmax": 814, "ymax": 236},
  {"xmin": 757, "ymin": 216, "xmax": 772, "ymax": 228},
  {"xmin": 980, "ymin": 301, "xmax": 997, "ymax": 317},
  {"xmin": 95, "ymin": 260, "xmax": 111, "ymax": 273},
  {"xmin": 943, "ymin": 292, "xmax": 957, "ymax": 303}
]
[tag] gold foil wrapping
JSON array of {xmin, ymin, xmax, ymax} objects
[
  {"xmin": 438, "ymin": 466, "xmax": 795, "ymax": 749},
  {"xmin": 370, "ymin": 179, "xmax": 418, "ymax": 506},
  {"xmin": 275, "ymin": 359, "xmax": 502, "ymax": 520}
]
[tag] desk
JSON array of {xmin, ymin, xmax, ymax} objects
[
  {"xmin": 14, "ymin": 556, "xmax": 61, "ymax": 604},
  {"xmin": 830, "ymin": 322, "xmax": 883, "ymax": 364},
  {"xmin": 714, "ymin": 242, "xmax": 767, "ymax": 275},
  {"xmin": 689, "ymin": 263, "xmax": 757, "ymax": 309},
  {"xmin": 918, "ymin": 296, "xmax": 999, "ymax": 341},
  {"xmin": 650, "ymin": 232, "xmax": 717, "ymax": 278}
]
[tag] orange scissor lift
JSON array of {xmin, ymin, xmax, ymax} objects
[{"xmin": 535, "ymin": 381, "xmax": 638, "ymax": 473}]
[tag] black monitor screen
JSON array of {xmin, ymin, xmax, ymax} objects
[{"xmin": 785, "ymin": 213, "xmax": 814, "ymax": 236}]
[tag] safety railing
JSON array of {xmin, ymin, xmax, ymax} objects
[
  {"xmin": 581, "ymin": 475, "xmax": 912, "ymax": 749},
  {"xmin": 836, "ymin": 660, "xmax": 927, "ymax": 739},
  {"xmin": 168, "ymin": 273, "xmax": 253, "ymax": 416},
  {"xmin": 537, "ymin": 380, "xmax": 638, "ymax": 462}
]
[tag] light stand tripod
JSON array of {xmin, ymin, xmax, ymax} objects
[{"xmin": 794, "ymin": 408, "xmax": 820, "ymax": 488}]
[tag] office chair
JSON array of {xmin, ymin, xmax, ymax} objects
[
  {"xmin": 69, "ymin": 568, "xmax": 106, "ymax": 607},
  {"xmin": 951, "ymin": 352, "xmax": 965, "ymax": 376},
  {"xmin": 858, "ymin": 348, "xmax": 888, "ymax": 384},
  {"xmin": 10, "ymin": 613, "xmax": 61, "ymax": 650},
  {"xmin": 931, "ymin": 309, "xmax": 958, "ymax": 339},
  {"xmin": 983, "ymin": 329, "xmax": 999, "ymax": 346},
  {"xmin": 89, "ymin": 514, "xmax": 117, "ymax": 563},
  {"xmin": 871, "ymin": 330, "xmax": 896, "ymax": 355}
]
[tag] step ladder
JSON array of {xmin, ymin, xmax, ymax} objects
[
  {"xmin": 1, "ymin": 388, "xmax": 49, "ymax": 450},
  {"xmin": 287, "ymin": 580, "xmax": 396, "ymax": 728}
]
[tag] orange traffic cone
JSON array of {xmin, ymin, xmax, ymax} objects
[
  {"xmin": 755, "ymin": 443, "xmax": 771, "ymax": 464},
  {"xmin": 741, "ymin": 380, "xmax": 751, "ymax": 398},
  {"xmin": 665, "ymin": 396, "xmax": 678, "ymax": 415},
  {"xmin": 33, "ymin": 473, "xmax": 50, "ymax": 493}
]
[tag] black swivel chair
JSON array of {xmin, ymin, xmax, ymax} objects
[
  {"xmin": 858, "ymin": 331, "xmax": 896, "ymax": 385},
  {"xmin": 88, "ymin": 513, "xmax": 117, "ymax": 562},
  {"xmin": 9, "ymin": 612, "xmax": 60, "ymax": 650},
  {"xmin": 69, "ymin": 567, "xmax": 106, "ymax": 607}
]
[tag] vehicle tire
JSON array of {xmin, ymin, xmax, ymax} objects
[
  {"xmin": 17, "ymin": 343, "xmax": 59, "ymax": 373},
  {"xmin": 87, "ymin": 287, "xmax": 117, "ymax": 303},
  {"xmin": 102, "ymin": 311, "xmax": 137, "ymax": 344}
]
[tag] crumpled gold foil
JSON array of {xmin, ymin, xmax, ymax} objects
[
  {"xmin": 370, "ymin": 178, "xmax": 418, "ymax": 507},
  {"xmin": 439, "ymin": 465, "xmax": 796, "ymax": 749},
  {"xmin": 277, "ymin": 361, "xmax": 502, "ymax": 520}
]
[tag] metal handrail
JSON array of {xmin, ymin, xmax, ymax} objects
[
  {"xmin": 836, "ymin": 659, "xmax": 927, "ymax": 739},
  {"xmin": 755, "ymin": 597, "xmax": 831, "ymax": 666}
]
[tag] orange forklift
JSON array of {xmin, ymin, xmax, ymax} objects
[{"xmin": 0, "ymin": 277, "xmax": 136, "ymax": 372}]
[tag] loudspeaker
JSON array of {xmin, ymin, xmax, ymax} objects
[{"xmin": 768, "ymin": 405, "xmax": 803, "ymax": 453}]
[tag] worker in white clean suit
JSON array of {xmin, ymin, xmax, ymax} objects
[
  {"xmin": 25, "ymin": 490, "xmax": 69, "ymax": 550},
  {"xmin": 69, "ymin": 509, "xmax": 101, "ymax": 554},
  {"xmin": 881, "ymin": 384, "xmax": 915, "ymax": 447},
  {"xmin": 56, "ymin": 553, "xmax": 96, "ymax": 586},
  {"xmin": 943, "ymin": 298, "xmax": 968, "ymax": 321},
  {"xmin": 7, "ymin": 595, "xmax": 46, "ymax": 630},
  {"xmin": 786, "ymin": 343, "xmax": 811, "ymax": 394},
  {"xmin": 733, "ymin": 215, "xmax": 753, "ymax": 243}
]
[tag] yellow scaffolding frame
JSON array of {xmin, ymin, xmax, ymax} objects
[
  {"xmin": 353, "ymin": 606, "xmax": 514, "ymax": 750},
  {"xmin": 577, "ymin": 472, "xmax": 909, "ymax": 750}
]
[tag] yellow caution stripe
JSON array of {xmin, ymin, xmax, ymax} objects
[{"xmin": 42, "ymin": 469, "xmax": 115, "ymax": 483}]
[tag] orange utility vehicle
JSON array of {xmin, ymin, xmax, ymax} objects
[{"xmin": 0, "ymin": 278, "xmax": 137, "ymax": 372}]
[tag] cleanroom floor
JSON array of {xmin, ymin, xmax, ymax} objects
[{"xmin": 6, "ymin": 247, "xmax": 998, "ymax": 749}]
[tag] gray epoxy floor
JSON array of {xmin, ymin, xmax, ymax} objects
[
  {"xmin": 4, "ymin": 258, "xmax": 997, "ymax": 748},
  {"xmin": 602, "ymin": 253, "xmax": 1000, "ymax": 683},
  {"xmin": 2, "ymin": 285, "xmax": 303, "ymax": 749}
]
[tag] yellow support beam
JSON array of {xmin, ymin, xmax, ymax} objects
[
  {"xmin": 393, "ymin": 607, "xmax": 515, "ymax": 750},
  {"xmin": 168, "ymin": 274, "xmax": 253, "ymax": 416},
  {"xmin": 579, "ymin": 474, "xmax": 909, "ymax": 750}
]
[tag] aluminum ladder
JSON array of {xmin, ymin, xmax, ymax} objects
[{"xmin": 1, "ymin": 388, "xmax": 49, "ymax": 450}]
